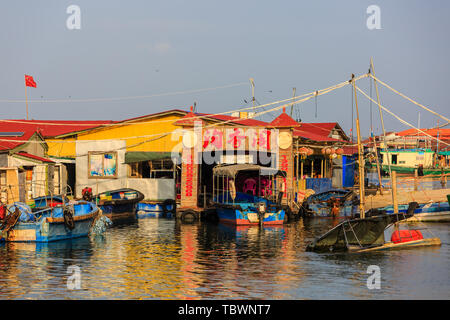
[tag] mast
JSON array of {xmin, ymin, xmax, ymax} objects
[
  {"xmin": 351, "ymin": 74, "xmax": 365, "ymax": 217},
  {"xmin": 371, "ymin": 57, "xmax": 396, "ymax": 210},
  {"xmin": 369, "ymin": 68, "xmax": 383, "ymax": 195}
]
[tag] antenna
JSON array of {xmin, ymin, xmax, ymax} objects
[
  {"xmin": 290, "ymin": 87, "xmax": 296, "ymax": 117},
  {"xmin": 249, "ymin": 78, "xmax": 255, "ymax": 113}
]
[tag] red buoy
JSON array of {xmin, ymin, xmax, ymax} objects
[{"xmin": 391, "ymin": 230, "xmax": 423, "ymax": 244}]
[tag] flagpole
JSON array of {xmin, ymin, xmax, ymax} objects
[{"xmin": 25, "ymin": 79, "xmax": 29, "ymax": 120}]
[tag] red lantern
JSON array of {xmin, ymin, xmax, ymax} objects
[
  {"xmin": 307, "ymin": 148, "xmax": 314, "ymax": 156},
  {"xmin": 299, "ymin": 147, "xmax": 309, "ymax": 156},
  {"xmin": 336, "ymin": 148, "xmax": 344, "ymax": 155},
  {"xmin": 325, "ymin": 148, "xmax": 331, "ymax": 155}
]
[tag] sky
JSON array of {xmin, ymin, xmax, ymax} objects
[{"xmin": 1, "ymin": 0, "xmax": 449, "ymax": 137}]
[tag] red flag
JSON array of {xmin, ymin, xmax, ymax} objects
[{"xmin": 25, "ymin": 75, "xmax": 37, "ymax": 88}]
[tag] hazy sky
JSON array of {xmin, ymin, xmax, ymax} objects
[{"xmin": 1, "ymin": 0, "xmax": 449, "ymax": 137}]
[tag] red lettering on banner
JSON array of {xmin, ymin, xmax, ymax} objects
[
  {"xmin": 281, "ymin": 154, "xmax": 289, "ymax": 198},
  {"xmin": 185, "ymin": 154, "xmax": 195, "ymax": 197}
]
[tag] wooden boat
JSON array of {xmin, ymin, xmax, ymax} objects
[
  {"xmin": 135, "ymin": 200, "xmax": 176, "ymax": 219},
  {"xmin": 381, "ymin": 201, "xmax": 450, "ymax": 222},
  {"xmin": 0, "ymin": 201, "xmax": 102, "ymax": 242},
  {"xmin": 212, "ymin": 164, "xmax": 286, "ymax": 226},
  {"xmin": 302, "ymin": 189, "xmax": 358, "ymax": 218},
  {"xmin": 306, "ymin": 202, "xmax": 441, "ymax": 253},
  {"xmin": 30, "ymin": 195, "xmax": 69, "ymax": 209},
  {"xmin": 93, "ymin": 188, "xmax": 144, "ymax": 220}
]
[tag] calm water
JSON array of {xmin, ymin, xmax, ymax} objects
[{"xmin": 0, "ymin": 217, "xmax": 449, "ymax": 300}]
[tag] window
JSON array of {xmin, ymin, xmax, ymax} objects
[
  {"xmin": 391, "ymin": 154, "xmax": 398, "ymax": 165},
  {"xmin": 128, "ymin": 159, "xmax": 174, "ymax": 179},
  {"xmin": 88, "ymin": 152, "xmax": 117, "ymax": 178}
]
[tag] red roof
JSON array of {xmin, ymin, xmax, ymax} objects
[
  {"xmin": 293, "ymin": 128, "xmax": 342, "ymax": 142},
  {"xmin": 298, "ymin": 122, "xmax": 338, "ymax": 136},
  {"xmin": 14, "ymin": 152, "xmax": 54, "ymax": 163},
  {"xmin": 397, "ymin": 128, "xmax": 450, "ymax": 138},
  {"xmin": 0, "ymin": 119, "xmax": 114, "ymax": 138},
  {"xmin": 269, "ymin": 109, "xmax": 301, "ymax": 128},
  {"xmin": 173, "ymin": 107, "xmax": 268, "ymax": 127},
  {"xmin": 203, "ymin": 113, "xmax": 267, "ymax": 127},
  {"xmin": 173, "ymin": 107, "xmax": 204, "ymax": 126},
  {"xmin": 0, "ymin": 130, "xmax": 37, "ymax": 152}
]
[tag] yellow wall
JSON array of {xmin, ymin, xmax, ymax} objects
[
  {"xmin": 77, "ymin": 114, "xmax": 184, "ymax": 153},
  {"xmin": 47, "ymin": 137, "xmax": 76, "ymax": 159}
]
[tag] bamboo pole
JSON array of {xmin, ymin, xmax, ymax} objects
[
  {"xmin": 351, "ymin": 75, "xmax": 365, "ymax": 218},
  {"xmin": 372, "ymin": 135, "xmax": 383, "ymax": 195},
  {"xmin": 371, "ymin": 58, "xmax": 395, "ymax": 206},
  {"xmin": 300, "ymin": 162, "xmax": 303, "ymax": 179},
  {"xmin": 321, "ymin": 159, "xmax": 323, "ymax": 178},
  {"xmin": 414, "ymin": 169, "xmax": 418, "ymax": 191},
  {"xmin": 25, "ymin": 84, "xmax": 29, "ymax": 120},
  {"xmin": 392, "ymin": 171, "xmax": 398, "ymax": 213}
]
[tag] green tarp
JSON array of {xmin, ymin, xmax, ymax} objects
[
  {"xmin": 306, "ymin": 213, "xmax": 413, "ymax": 252},
  {"xmin": 124, "ymin": 152, "xmax": 178, "ymax": 164},
  {"xmin": 438, "ymin": 151, "xmax": 450, "ymax": 156}
]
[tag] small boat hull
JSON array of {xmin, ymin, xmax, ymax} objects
[
  {"xmin": 95, "ymin": 189, "xmax": 144, "ymax": 220},
  {"xmin": 383, "ymin": 202, "xmax": 450, "ymax": 222},
  {"xmin": 352, "ymin": 237, "xmax": 442, "ymax": 253},
  {"xmin": 99, "ymin": 203, "xmax": 137, "ymax": 220},
  {"xmin": 2, "ymin": 202, "xmax": 99, "ymax": 242},
  {"xmin": 216, "ymin": 207, "xmax": 284, "ymax": 226}
]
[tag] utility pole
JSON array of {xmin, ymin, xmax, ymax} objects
[
  {"xmin": 249, "ymin": 78, "xmax": 255, "ymax": 114},
  {"xmin": 290, "ymin": 87, "xmax": 296, "ymax": 117}
]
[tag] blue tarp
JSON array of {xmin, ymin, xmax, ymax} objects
[
  {"xmin": 306, "ymin": 178, "xmax": 332, "ymax": 193},
  {"xmin": 342, "ymin": 155, "xmax": 356, "ymax": 188}
]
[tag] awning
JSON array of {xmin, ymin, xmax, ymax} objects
[
  {"xmin": 213, "ymin": 164, "xmax": 285, "ymax": 178},
  {"xmin": 438, "ymin": 151, "xmax": 450, "ymax": 156},
  {"xmin": 124, "ymin": 152, "xmax": 178, "ymax": 164}
]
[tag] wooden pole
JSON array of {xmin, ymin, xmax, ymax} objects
[
  {"xmin": 352, "ymin": 75, "xmax": 365, "ymax": 218},
  {"xmin": 372, "ymin": 135, "xmax": 383, "ymax": 195},
  {"xmin": 371, "ymin": 58, "xmax": 395, "ymax": 207},
  {"xmin": 311, "ymin": 160, "xmax": 314, "ymax": 178},
  {"xmin": 392, "ymin": 171, "xmax": 398, "ymax": 213},
  {"xmin": 296, "ymin": 140, "xmax": 299, "ymax": 185},
  {"xmin": 300, "ymin": 159, "xmax": 303, "ymax": 179},
  {"xmin": 414, "ymin": 169, "xmax": 418, "ymax": 191},
  {"xmin": 25, "ymin": 84, "xmax": 29, "ymax": 120},
  {"xmin": 321, "ymin": 159, "xmax": 323, "ymax": 178}
]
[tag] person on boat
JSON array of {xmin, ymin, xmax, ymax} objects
[{"xmin": 418, "ymin": 164, "xmax": 424, "ymax": 176}]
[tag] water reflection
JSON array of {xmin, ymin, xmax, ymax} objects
[{"xmin": 0, "ymin": 218, "xmax": 448, "ymax": 299}]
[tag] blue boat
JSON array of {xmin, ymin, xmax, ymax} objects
[
  {"xmin": 381, "ymin": 201, "xmax": 450, "ymax": 222},
  {"xmin": 31, "ymin": 195, "xmax": 69, "ymax": 209},
  {"xmin": 93, "ymin": 188, "xmax": 144, "ymax": 220},
  {"xmin": 0, "ymin": 201, "xmax": 103, "ymax": 242},
  {"xmin": 212, "ymin": 164, "xmax": 286, "ymax": 225},
  {"xmin": 135, "ymin": 200, "xmax": 176, "ymax": 219},
  {"xmin": 302, "ymin": 189, "xmax": 358, "ymax": 218}
]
